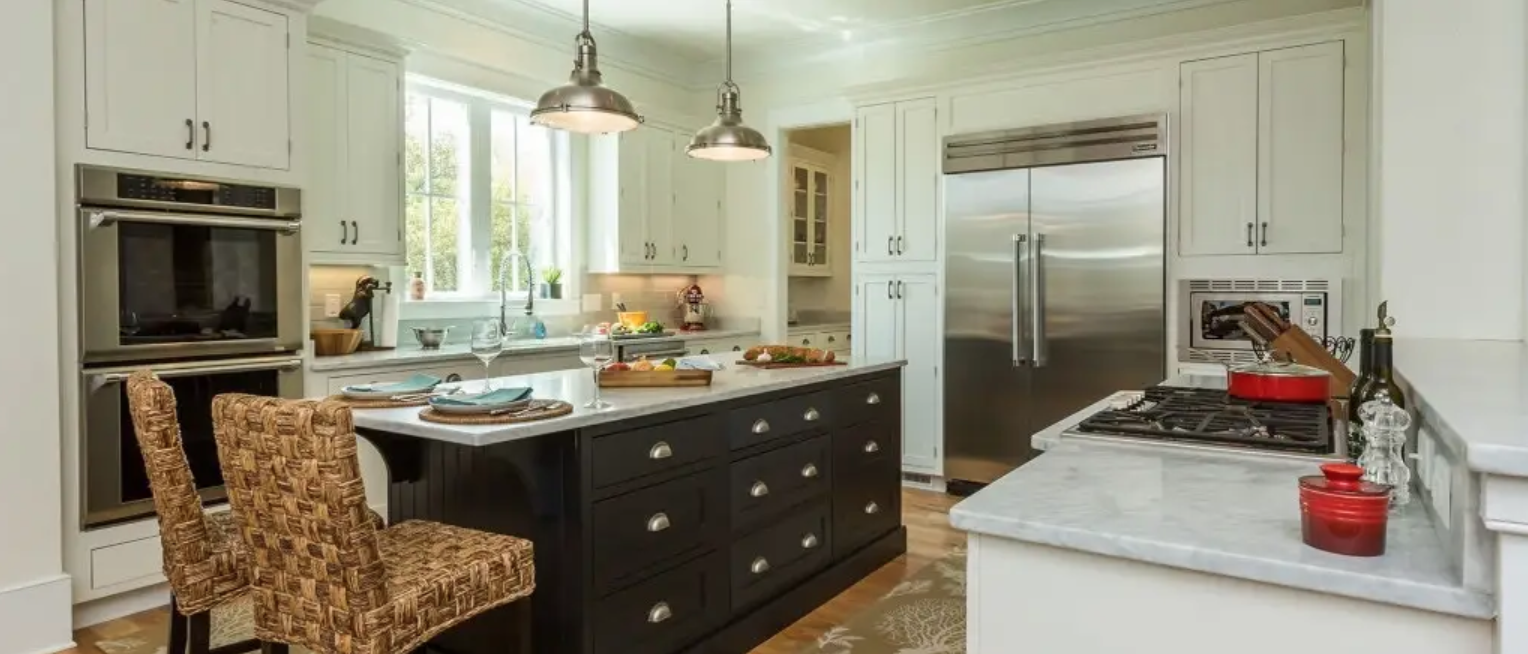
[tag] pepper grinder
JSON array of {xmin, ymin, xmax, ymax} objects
[{"xmin": 1357, "ymin": 390, "xmax": 1411, "ymax": 511}]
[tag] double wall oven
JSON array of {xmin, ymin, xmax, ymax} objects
[{"xmin": 77, "ymin": 165, "xmax": 306, "ymax": 528}]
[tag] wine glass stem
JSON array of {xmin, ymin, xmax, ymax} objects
[
  {"xmin": 591, "ymin": 367, "xmax": 601, "ymax": 406},
  {"xmin": 484, "ymin": 361, "xmax": 492, "ymax": 391}
]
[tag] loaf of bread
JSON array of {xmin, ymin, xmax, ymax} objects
[{"xmin": 742, "ymin": 345, "xmax": 835, "ymax": 363}]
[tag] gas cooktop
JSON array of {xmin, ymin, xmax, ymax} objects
[{"xmin": 1072, "ymin": 386, "xmax": 1332, "ymax": 455}]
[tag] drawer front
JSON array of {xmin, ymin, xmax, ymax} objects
[
  {"xmin": 838, "ymin": 374, "xmax": 900, "ymax": 427},
  {"xmin": 592, "ymin": 469, "xmax": 724, "ymax": 592},
  {"xmin": 730, "ymin": 503, "xmax": 831, "ymax": 613},
  {"xmin": 730, "ymin": 435, "xmax": 830, "ymax": 532},
  {"xmin": 593, "ymin": 553, "xmax": 728, "ymax": 654},
  {"xmin": 727, "ymin": 390, "xmax": 837, "ymax": 450},
  {"xmin": 832, "ymin": 419, "xmax": 897, "ymax": 470},
  {"xmin": 819, "ymin": 330, "xmax": 850, "ymax": 353},
  {"xmin": 832, "ymin": 458, "xmax": 902, "ymax": 560},
  {"xmin": 592, "ymin": 414, "xmax": 725, "ymax": 488}
]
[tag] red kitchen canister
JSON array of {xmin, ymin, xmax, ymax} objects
[{"xmin": 1298, "ymin": 463, "xmax": 1392, "ymax": 557}]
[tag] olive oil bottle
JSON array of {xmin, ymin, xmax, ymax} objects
[
  {"xmin": 1345, "ymin": 327, "xmax": 1376, "ymax": 460},
  {"xmin": 1347, "ymin": 302, "xmax": 1406, "ymax": 461}
]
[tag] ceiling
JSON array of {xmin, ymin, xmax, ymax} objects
[{"xmin": 498, "ymin": 0, "xmax": 1024, "ymax": 60}]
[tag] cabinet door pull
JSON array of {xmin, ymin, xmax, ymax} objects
[
  {"xmin": 682, "ymin": 244, "xmax": 689, "ymax": 261},
  {"xmin": 886, "ymin": 236, "xmax": 893, "ymax": 256},
  {"xmin": 1259, "ymin": 222, "xmax": 1268, "ymax": 247},
  {"xmin": 732, "ymin": 345, "xmax": 742, "ymax": 352},
  {"xmin": 802, "ymin": 407, "xmax": 820, "ymax": 422},
  {"xmin": 648, "ymin": 441, "xmax": 673, "ymax": 460},
  {"xmin": 700, "ymin": 348, "xmax": 710, "ymax": 354},
  {"xmin": 896, "ymin": 235, "xmax": 904, "ymax": 255},
  {"xmin": 800, "ymin": 463, "xmax": 819, "ymax": 478},
  {"xmin": 1245, "ymin": 222, "xmax": 1254, "ymax": 248},
  {"xmin": 185, "ymin": 119, "xmax": 195, "ymax": 150},
  {"xmin": 647, "ymin": 602, "xmax": 672, "ymax": 624},
  {"xmin": 886, "ymin": 282, "xmax": 893, "ymax": 300},
  {"xmin": 750, "ymin": 556, "xmax": 771, "ymax": 575},
  {"xmin": 865, "ymin": 392, "xmax": 881, "ymax": 405},
  {"xmin": 750, "ymin": 481, "xmax": 769, "ymax": 498},
  {"xmin": 340, "ymin": 220, "xmax": 349, "ymax": 245},
  {"xmin": 802, "ymin": 338, "xmax": 812, "ymax": 346},
  {"xmin": 800, "ymin": 533, "xmax": 819, "ymax": 549},
  {"xmin": 896, "ymin": 281, "xmax": 904, "ymax": 299},
  {"xmin": 751, "ymin": 419, "xmax": 770, "ymax": 434},
  {"xmin": 865, "ymin": 501, "xmax": 880, "ymax": 515},
  {"xmin": 646, "ymin": 512, "xmax": 670, "ymax": 533},
  {"xmin": 351, "ymin": 220, "xmax": 359, "ymax": 244},
  {"xmin": 863, "ymin": 440, "xmax": 880, "ymax": 453},
  {"xmin": 201, "ymin": 121, "xmax": 211, "ymax": 152}
]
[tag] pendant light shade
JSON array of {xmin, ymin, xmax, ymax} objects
[
  {"xmin": 531, "ymin": 0, "xmax": 642, "ymax": 134},
  {"xmin": 687, "ymin": 0, "xmax": 771, "ymax": 161}
]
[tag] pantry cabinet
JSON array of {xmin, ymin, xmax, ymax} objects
[
  {"xmin": 788, "ymin": 150, "xmax": 836, "ymax": 277},
  {"xmin": 84, "ymin": 0, "xmax": 292, "ymax": 169},
  {"xmin": 855, "ymin": 98, "xmax": 939, "ymax": 266},
  {"xmin": 854, "ymin": 273, "xmax": 941, "ymax": 474},
  {"xmin": 307, "ymin": 43, "xmax": 404, "ymax": 261},
  {"xmin": 589, "ymin": 125, "xmax": 725, "ymax": 273},
  {"xmin": 1179, "ymin": 41, "xmax": 1345, "ymax": 256}
]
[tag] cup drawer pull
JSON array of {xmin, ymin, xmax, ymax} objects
[
  {"xmin": 752, "ymin": 419, "xmax": 770, "ymax": 434},
  {"xmin": 803, "ymin": 407, "xmax": 820, "ymax": 422},
  {"xmin": 865, "ymin": 501, "xmax": 880, "ymax": 515},
  {"xmin": 801, "ymin": 533, "xmax": 819, "ymax": 549},
  {"xmin": 647, "ymin": 512, "xmax": 670, "ymax": 533},
  {"xmin": 648, "ymin": 601, "xmax": 672, "ymax": 624},
  {"xmin": 750, "ymin": 556, "xmax": 771, "ymax": 575},
  {"xmin": 865, "ymin": 392, "xmax": 881, "ymax": 405},
  {"xmin": 800, "ymin": 463, "xmax": 819, "ymax": 478},
  {"xmin": 750, "ymin": 481, "xmax": 770, "ymax": 498},
  {"xmin": 649, "ymin": 441, "xmax": 673, "ymax": 460},
  {"xmin": 863, "ymin": 440, "xmax": 880, "ymax": 454}
]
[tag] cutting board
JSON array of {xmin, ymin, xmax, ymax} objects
[
  {"xmin": 598, "ymin": 370, "xmax": 713, "ymax": 387},
  {"xmin": 735, "ymin": 360, "xmax": 848, "ymax": 369}
]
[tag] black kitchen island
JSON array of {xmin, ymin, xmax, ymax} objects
[{"xmin": 350, "ymin": 356, "xmax": 907, "ymax": 654}]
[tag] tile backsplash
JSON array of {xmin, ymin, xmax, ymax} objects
[{"xmin": 309, "ymin": 265, "xmax": 380, "ymax": 328}]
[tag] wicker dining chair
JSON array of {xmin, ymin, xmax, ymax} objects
[{"xmin": 210, "ymin": 394, "xmax": 536, "ymax": 654}]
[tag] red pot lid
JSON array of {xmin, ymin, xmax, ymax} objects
[{"xmin": 1299, "ymin": 463, "xmax": 1390, "ymax": 498}]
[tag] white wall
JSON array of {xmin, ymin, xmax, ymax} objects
[
  {"xmin": 0, "ymin": 0, "xmax": 70, "ymax": 652},
  {"xmin": 1371, "ymin": 0, "xmax": 1527, "ymax": 340}
]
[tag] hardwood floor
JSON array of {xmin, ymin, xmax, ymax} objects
[{"xmin": 58, "ymin": 489, "xmax": 963, "ymax": 654}]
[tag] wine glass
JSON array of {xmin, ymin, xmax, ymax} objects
[
  {"xmin": 470, "ymin": 319, "xmax": 504, "ymax": 391},
  {"xmin": 579, "ymin": 333, "xmax": 615, "ymax": 409}
]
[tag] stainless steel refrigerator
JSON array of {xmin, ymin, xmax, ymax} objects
[{"xmin": 943, "ymin": 114, "xmax": 1168, "ymax": 489}]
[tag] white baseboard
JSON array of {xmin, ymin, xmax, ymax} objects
[
  {"xmin": 73, "ymin": 582, "xmax": 169, "ymax": 630},
  {"xmin": 0, "ymin": 573, "xmax": 74, "ymax": 654}
]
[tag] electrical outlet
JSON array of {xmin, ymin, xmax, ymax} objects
[
  {"xmin": 582, "ymin": 293, "xmax": 602, "ymax": 313},
  {"xmin": 324, "ymin": 294, "xmax": 343, "ymax": 318}
]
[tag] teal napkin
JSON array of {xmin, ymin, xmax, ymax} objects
[
  {"xmin": 430, "ymin": 387, "xmax": 533, "ymax": 407},
  {"xmin": 345, "ymin": 373, "xmax": 442, "ymax": 394}
]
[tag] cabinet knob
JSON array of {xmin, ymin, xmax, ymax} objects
[
  {"xmin": 700, "ymin": 348, "xmax": 710, "ymax": 354},
  {"xmin": 863, "ymin": 440, "xmax": 880, "ymax": 454},
  {"xmin": 648, "ymin": 602, "xmax": 672, "ymax": 624},
  {"xmin": 750, "ymin": 556, "xmax": 771, "ymax": 575},
  {"xmin": 865, "ymin": 501, "xmax": 880, "ymax": 515},
  {"xmin": 802, "ymin": 338, "xmax": 811, "ymax": 346},
  {"xmin": 865, "ymin": 392, "xmax": 881, "ymax": 405},
  {"xmin": 803, "ymin": 407, "xmax": 820, "ymax": 422},
  {"xmin": 750, "ymin": 480, "xmax": 770, "ymax": 498},
  {"xmin": 647, "ymin": 512, "xmax": 670, "ymax": 533},
  {"xmin": 801, "ymin": 463, "xmax": 819, "ymax": 478},
  {"xmin": 827, "ymin": 336, "xmax": 836, "ymax": 343},
  {"xmin": 649, "ymin": 441, "xmax": 673, "ymax": 460},
  {"xmin": 801, "ymin": 533, "xmax": 819, "ymax": 550},
  {"xmin": 751, "ymin": 419, "xmax": 770, "ymax": 434}
]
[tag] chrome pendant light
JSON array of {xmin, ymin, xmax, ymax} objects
[
  {"xmin": 530, "ymin": 0, "xmax": 642, "ymax": 134},
  {"xmin": 687, "ymin": 0, "xmax": 771, "ymax": 161}
]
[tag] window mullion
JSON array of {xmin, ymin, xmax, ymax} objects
[{"xmin": 466, "ymin": 100, "xmax": 494, "ymax": 296}]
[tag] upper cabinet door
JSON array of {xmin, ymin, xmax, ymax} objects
[
  {"xmin": 856, "ymin": 103, "xmax": 898, "ymax": 263},
  {"xmin": 195, "ymin": 0, "xmax": 290, "ymax": 169},
  {"xmin": 1257, "ymin": 42, "xmax": 1345, "ymax": 255},
  {"xmin": 1179, "ymin": 53, "xmax": 1259, "ymax": 256},
  {"xmin": 616, "ymin": 130, "xmax": 649, "ymax": 266},
  {"xmin": 84, "ymin": 0, "xmax": 198, "ymax": 159},
  {"xmin": 676, "ymin": 154, "xmax": 724, "ymax": 268},
  {"xmin": 645, "ymin": 129, "xmax": 677, "ymax": 264},
  {"xmin": 344, "ymin": 53, "xmax": 403, "ymax": 255},
  {"xmin": 896, "ymin": 99, "xmax": 939, "ymax": 262},
  {"xmin": 306, "ymin": 44, "xmax": 347, "ymax": 247}
]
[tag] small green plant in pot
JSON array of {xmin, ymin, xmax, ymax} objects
[{"xmin": 541, "ymin": 266, "xmax": 564, "ymax": 299}]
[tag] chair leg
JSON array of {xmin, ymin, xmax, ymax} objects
[
  {"xmin": 187, "ymin": 610, "xmax": 212, "ymax": 654},
  {"xmin": 166, "ymin": 595, "xmax": 188, "ymax": 654},
  {"xmin": 259, "ymin": 642, "xmax": 289, "ymax": 654}
]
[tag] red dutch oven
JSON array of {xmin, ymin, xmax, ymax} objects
[
  {"xmin": 1228, "ymin": 357, "xmax": 1331, "ymax": 403},
  {"xmin": 1298, "ymin": 463, "xmax": 1391, "ymax": 557}
]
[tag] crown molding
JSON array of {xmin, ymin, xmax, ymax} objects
[{"xmin": 260, "ymin": 0, "xmax": 326, "ymax": 12}]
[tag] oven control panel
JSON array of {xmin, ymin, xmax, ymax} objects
[{"xmin": 1298, "ymin": 294, "xmax": 1327, "ymax": 338}]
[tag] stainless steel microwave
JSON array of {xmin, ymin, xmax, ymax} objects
[
  {"xmin": 75, "ymin": 165, "xmax": 305, "ymax": 364},
  {"xmin": 1178, "ymin": 279, "xmax": 1341, "ymax": 361}
]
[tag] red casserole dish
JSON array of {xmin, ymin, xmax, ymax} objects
[{"xmin": 1228, "ymin": 357, "xmax": 1331, "ymax": 403}]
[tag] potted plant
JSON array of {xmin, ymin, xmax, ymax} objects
[{"xmin": 541, "ymin": 266, "xmax": 564, "ymax": 299}]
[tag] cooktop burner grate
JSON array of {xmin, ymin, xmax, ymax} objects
[{"xmin": 1075, "ymin": 386, "xmax": 1331, "ymax": 454}]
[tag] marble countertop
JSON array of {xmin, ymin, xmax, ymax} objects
[
  {"xmin": 309, "ymin": 328, "xmax": 763, "ymax": 373},
  {"xmin": 345, "ymin": 353, "xmax": 905, "ymax": 447},
  {"xmin": 950, "ymin": 440, "xmax": 1494, "ymax": 619},
  {"xmin": 1396, "ymin": 338, "xmax": 1528, "ymax": 478}
]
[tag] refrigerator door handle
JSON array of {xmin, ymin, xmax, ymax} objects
[
  {"xmin": 1012, "ymin": 234, "xmax": 1030, "ymax": 367},
  {"xmin": 1032, "ymin": 233, "xmax": 1048, "ymax": 367}
]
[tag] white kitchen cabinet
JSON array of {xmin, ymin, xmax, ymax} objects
[
  {"xmin": 675, "ymin": 151, "xmax": 724, "ymax": 268},
  {"xmin": 1179, "ymin": 42, "xmax": 1345, "ymax": 256},
  {"xmin": 84, "ymin": 0, "xmax": 198, "ymax": 159},
  {"xmin": 590, "ymin": 125, "xmax": 726, "ymax": 273},
  {"xmin": 854, "ymin": 273, "xmax": 941, "ymax": 474},
  {"xmin": 83, "ymin": 0, "xmax": 291, "ymax": 169},
  {"xmin": 855, "ymin": 98, "xmax": 939, "ymax": 266},
  {"xmin": 308, "ymin": 42, "xmax": 404, "ymax": 262},
  {"xmin": 787, "ymin": 153, "xmax": 836, "ymax": 277},
  {"xmin": 646, "ymin": 129, "xmax": 678, "ymax": 265}
]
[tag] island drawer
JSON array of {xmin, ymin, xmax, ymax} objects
[
  {"xmin": 592, "ymin": 468, "xmax": 726, "ymax": 593},
  {"xmin": 730, "ymin": 434, "xmax": 830, "ymax": 533},
  {"xmin": 727, "ymin": 390, "xmax": 837, "ymax": 450},
  {"xmin": 592, "ymin": 414, "xmax": 725, "ymax": 488},
  {"xmin": 592, "ymin": 552, "xmax": 728, "ymax": 654},
  {"xmin": 832, "ymin": 458, "xmax": 902, "ymax": 560},
  {"xmin": 729, "ymin": 502, "xmax": 831, "ymax": 613},
  {"xmin": 832, "ymin": 419, "xmax": 897, "ymax": 469},
  {"xmin": 838, "ymin": 374, "xmax": 901, "ymax": 427}
]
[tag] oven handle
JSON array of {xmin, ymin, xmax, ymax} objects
[
  {"xmin": 86, "ymin": 354, "xmax": 305, "ymax": 384},
  {"xmin": 84, "ymin": 208, "xmax": 302, "ymax": 234}
]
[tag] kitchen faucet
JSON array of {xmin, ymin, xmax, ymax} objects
[{"xmin": 498, "ymin": 249, "xmax": 535, "ymax": 338}]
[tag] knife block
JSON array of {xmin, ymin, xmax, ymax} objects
[{"xmin": 1272, "ymin": 328, "xmax": 1356, "ymax": 399}]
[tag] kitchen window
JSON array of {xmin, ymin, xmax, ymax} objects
[{"xmin": 404, "ymin": 79, "xmax": 568, "ymax": 299}]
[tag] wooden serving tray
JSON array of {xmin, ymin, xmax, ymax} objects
[
  {"xmin": 598, "ymin": 369, "xmax": 714, "ymax": 387},
  {"xmin": 735, "ymin": 360, "xmax": 848, "ymax": 369}
]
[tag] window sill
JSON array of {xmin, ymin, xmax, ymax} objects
[{"xmin": 398, "ymin": 297, "xmax": 583, "ymax": 321}]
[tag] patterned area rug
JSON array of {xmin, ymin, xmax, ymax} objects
[
  {"xmin": 801, "ymin": 548, "xmax": 968, "ymax": 654},
  {"xmin": 91, "ymin": 598, "xmax": 268, "ymax": 654}
]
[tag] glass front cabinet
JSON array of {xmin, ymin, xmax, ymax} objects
[{"xmin": 789, "ymin": 158, "xmax": 834, "ymax": 277}]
